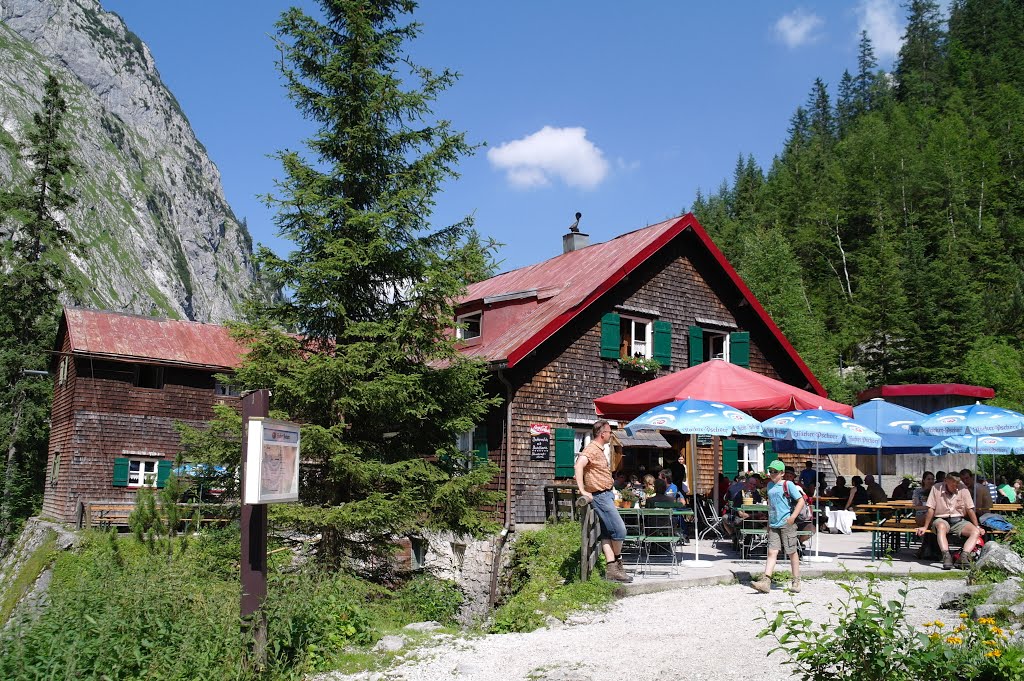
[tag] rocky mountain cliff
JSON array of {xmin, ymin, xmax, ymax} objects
[{"xmin": 0, "ymin": 0, "xmax": 259, "ymax": 322}]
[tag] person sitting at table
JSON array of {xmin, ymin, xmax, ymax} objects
[
  {"xmin": 844, "ymin": 476, "xmax": 869, "ymax": 510},
  {"xmin": 912, "ymin": 471, "xmax": 935, "ymax": 527},
  {"xmin": 1015, "ymin": 478, "xmax": 1023, "ymax": 498},
  {"xmin": 916, "ymin": 470, "xmax": 986, "ymax": 570},
  {"xmin": 828, "ymin": 476, "xmax": 850, "ymax": 507},
  {"xmin": 978, "ymin": 472, "xmax": 998, "ymax": 503},
  {"xmin": 890, "ymin": 477, "xmax": 913, "ymax": 501},
  {"xmin": 816, "ymin": 472, "xmax": 828, "ymax": 499},
  {"xmin": 865, "ymin": 474, "xmax": 888, "ymax": 503},
  {"xmin": 659, "ymin": 469, "xmax": 679, "ymax": 499},
  {"xmin": 727, "ymin": 473, "xmax": 745, "ymax": 501},
  {"xmin": 935, "ymin": 471, "xmax": 946, "ymax": 486},
  {"xmin": 645, "ymin": 478, "xmax": 675, "ymax": 506},
  {"xmin": 960, "ymin": 469, "xmax": 992, "ymax": 516},
  {"xmin": 613, "ymin": 471, "xmax": 629, "ymax": 491},
  {"xmin": 997, "ymin": 476, "xmax": 1016, "ymax": 504}
]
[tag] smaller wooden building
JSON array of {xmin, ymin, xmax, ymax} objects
[{"xmin": 42, "ymin": 308, "xmax": 243, "ymax": 524}]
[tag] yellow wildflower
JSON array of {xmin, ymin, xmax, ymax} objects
[
  {"xmin": 953, "ymin": 624, "xmax": 967, "ymax": 633},
  {"xmin": 978, "ymin": 617, "xmax": 996, "ymax": 625},
  {"xmin": 945, "ymin": 636, "xmax": 963, "ymax": 645},
  {"xmin": 989, "ymin": 625, "xmax": 1004, "ymax": 636},
  {"xmin": 929, "ymin": 633, "xmax": 941, "ymax": 641},
  {"xmin": 935, "ymin": 620, "xmax": 945, "ymax": 628},
  {"xmin": 985, "ymin": 649, "xmax": 1002, "ymax": 658},
  {"xmin": 984, "ymin": 640, "xmax": 998, "ymax": 647},
  {"xmin": 959, "ymin": 613, "xmax": 969, "ymax": 619}
]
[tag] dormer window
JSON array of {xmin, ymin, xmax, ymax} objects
[{"xmin": 457, "ymin": 312, "xmax": 482, "ymax": 340}]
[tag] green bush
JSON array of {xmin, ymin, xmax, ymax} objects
[
  {"xmin": 396, "ymin": 574, "xmax": 463, "ymax": 625},
  {"xmin": 489, "ymin": 522, "xmax": 616, "ymax": 633},
  {"xmin": 758, "ymin": 574, "xmax": 1024, "ymax": 681}
]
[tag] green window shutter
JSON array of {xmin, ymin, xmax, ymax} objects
[
  {"xmin": 688, "ymin": 326, "xmax": 704, "ymax": 366},
  {"xmin": 652, "ymin": 320, "xmax": 672, "ymax": 367},
  {"xmin": 112, "ymin": 458, "xmax": 129, "ymax": 487},
  {"xmin": 730, "ymin": 331, "xmax": 750, "ymax": 368},
  {"xmin": 554, "ymin": 428, "xmax": 575, "ymax": 477},
  {"xmin": 473, "ymin": 424, "xmax": 489, "ymax": 467},
  {"xmin": 722, "ymin": 439, "xmax": 739, "ymax": 481},
  {"xmin": 763, "ymin": 440, "xmax": 777, "ymax": 471},
  {"xmin": 600, "ymin": 313, "xmax": 621, "ymax": 359},
  {"xmin": 156, "ymin": 460, "xmax": 172, "ymax": 488}
]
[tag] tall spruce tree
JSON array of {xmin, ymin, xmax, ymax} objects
[
  {"xmin": 896, "ymin": 0, "xmax": 948, "ymax": 106},
  {"xmin": 228, "ymin": 0, "xmax": 501, "ymax": 566},
  {"xmin": 0, "ymin": 74, "xmax": 78, "ymax": 548},
  {"xmin": 854, "ymin": 30, "xmax": 879, "ymax": 115}
]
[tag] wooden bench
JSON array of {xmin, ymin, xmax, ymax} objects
[
  {"xmin": 80, "ymin": 501, "xmax": 238, "ymax": 530},
  {"xmin": 852, "ymin": 523, "xmax": 1015, "ymax": 560}
]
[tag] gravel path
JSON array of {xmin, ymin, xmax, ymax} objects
[{"xmin": 322, "ymin": 577, "xmax": 957, "ymax": 681}]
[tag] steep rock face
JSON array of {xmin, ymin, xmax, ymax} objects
[{"xmin": 0, "ymin": 0, "xmax": 259, "ymax": 322}]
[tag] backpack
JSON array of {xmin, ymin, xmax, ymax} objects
[{"xmin": 785, "ymin": 481, "xmax": 813, "ymax": 522}]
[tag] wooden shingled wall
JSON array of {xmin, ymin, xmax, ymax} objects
[
  {"xmin": 42, "ymin": 349, "xmax": 238, "ymax": 524},
  {"xmin": 505, "ymin": 247, "xmax": 782, "ymax": 525}
]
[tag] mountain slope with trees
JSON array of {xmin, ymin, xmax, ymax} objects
[{"xmin": 691, "ymin": 0, "xmax": 1024, "ymax": 409}]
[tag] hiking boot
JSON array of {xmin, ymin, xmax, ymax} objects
[
  {"xmin": 750, "ymin": 574, "xmax": 771, "ymax": 593},
  {"xmin": 941, "ymin": 551, "xmax": 953, "ymax": 570},
  {"xmin": 788, "ymin": 577, "xmax": 801, "ymax": 594},
  {"xmin": 604, "ymin": 559, "xmax": 633, "ymax": 583},
  {"xmin": 956, "ymin": 552, "xmax": 972, "ymax": 569}
]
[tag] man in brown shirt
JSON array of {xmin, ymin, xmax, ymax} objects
[
  {"xmin": 574, "ymin": 420, "xmax": 631, "ymax": 583},
  {"xmin": 916, "ymin": 471, "xmax": 985, "ymax": 569}
]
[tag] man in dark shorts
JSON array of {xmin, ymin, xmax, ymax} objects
[{"xmin": 574, "ymin": 420, "xmax": 632, "ymax": 583}]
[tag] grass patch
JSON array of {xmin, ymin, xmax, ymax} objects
[
  {"xmin": 489, "ymin": 522, "xmax": 617, "ymax": 633},
  {"xmin": 0, "ymin": 531, "xmax": 56, "ymax": 626}
]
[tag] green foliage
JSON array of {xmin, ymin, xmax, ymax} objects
[
  {"xmin": 0, "ymin": 73, "xmax": 80, "ymax": 548},
  {"xmin": 758, "ymin": 574, "xmax": 1024, "ymax": 680},
  {"xmin": 694, "ymin": 0, "xmax": 1024, "ymax": 395},
  {"xmin": 395, "ymin": 574, "xmax": 463, "ymax": 625},
  {"xmin": 489, "ymin": 523, "xmax": 616, "ymax": 633},
  {"xmin": 0, "ymin": 530, "xmax": 471, "ymax": 679},
  {"xmin": 617, "ymin": 356, "xmax": 661, "ymax": 374},
  {"xmin": 213, "ymin": 0, "xmax": 502, "ymax": 567}
]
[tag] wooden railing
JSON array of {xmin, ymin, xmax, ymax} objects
[
  {"xmin": 543, "ymin": 484, "xmax": 584, "ymax": 522},
  {"xmin": 578, "ymin": 497, "xmax": 601, "ymax": 581}
]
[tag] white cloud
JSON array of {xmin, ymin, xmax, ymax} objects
[
  {"xmin": 487, "ymin": 126, "xmax": 609, "ymax": 190},
  {"xmin": 857, "ymin": 0, "xmax": 904, "ymax": 61},
  {"xmin": 774, "ymin": 10, "xmax": 824, "ymax": 48}
]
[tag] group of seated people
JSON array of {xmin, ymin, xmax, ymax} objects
[{"xmin": 612, "ymin": 468, "xmax": 690, "ymax": 507}]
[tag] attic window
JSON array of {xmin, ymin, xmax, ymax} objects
[
  {"xmin": 456, "ymin": 312, "xmax": 481, "ymax": 340},
  {"xmin": 134, "ymin": 364, "xmax": 164, "ymax": 389}
]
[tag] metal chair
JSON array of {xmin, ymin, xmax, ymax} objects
[
  {"xmin": 695, "ymin": 495, "xmax": 728, "ymax": 543},
  {"xmin": 617, "ymin": 508, "xmax": 645, "ymax": 567},
  {"xmin": 640, "ymin": 508, "xmax": 680, "ymax": 575}
]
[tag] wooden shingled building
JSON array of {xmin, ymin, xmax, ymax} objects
[{"xmin": 42, "ymin": 308, "xmax": 243, "ymax": 525}]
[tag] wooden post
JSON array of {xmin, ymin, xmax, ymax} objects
[{"xmin": 240, "ymin": 389, "xmax": 270, "ymax": 664}]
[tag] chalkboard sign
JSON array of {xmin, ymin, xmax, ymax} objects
[
  {"xmin": 530, "ymin": 424, "xmax": 551, "ymax": 461},
  {"xmin": 696, "ymin": 434, "xmax": 713, "ymax": 447}
]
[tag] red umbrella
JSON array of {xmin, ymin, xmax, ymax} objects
[{"xmin": 595, "ymin": 359, "xmax": 852, "ymax": 421}]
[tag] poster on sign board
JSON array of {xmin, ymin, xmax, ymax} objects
[{"xmin": 244, "ymin": 418, "xmax": 301, "ymax": 504}]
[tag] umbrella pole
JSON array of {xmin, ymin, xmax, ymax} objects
[
  {"xmin": 806, "ymin": 443, "xmax": 832, "ymax": 563},
  {"xmin": 682, "ymin": 433, "xmax": 711, "ymax": 568}
]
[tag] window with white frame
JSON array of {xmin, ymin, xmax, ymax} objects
[
  {"xmin": 456, "ymin": 312, "xmax": 481, "ymax": 340},
  {"xmin": 735, "ymin": 439, "xmax": 764, "ymax": 473},
  {"xmin": 128, "ymin": 459, "xmax": 159, "ymax": 487},
  {"xmin": 58, "ymin": 357, "xmax": 69, "ymax": 386},
  {"xmin": 619, "ymin": 316, "xmax": 652, "ymax": 358},
  {"xmin": 574, "ymin": 428, "xmax": 611, "ymax": 465},
  {"xmin": 703, "ymin": 330, "xmax": 730, "ymax": 362},
  {"xmin": 457, "ymin": 429, "xmax": 474, "ymax": 453}
]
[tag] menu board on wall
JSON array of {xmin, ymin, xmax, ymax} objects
[{"xmin": 530, "ymin": 424, "xmax": 551, "ymax": 461}]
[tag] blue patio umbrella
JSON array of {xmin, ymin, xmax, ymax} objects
[
  {"xmin": 625, "ymin": 398, "xmax": 763, "ymax": 567},
  {"xmin": 762, "ymin": 408, "xmax": 882, "ymax": 562},
  {"xmin": 914, "ymin": 402, "xmax": 1024, "ymax": 483},
  {"xmin": 930, "ymin": 435, "xmax": 1024, "ymax": 457}
]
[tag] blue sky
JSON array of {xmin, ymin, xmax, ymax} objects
[{"xmin": 99, "ymin": 1, "xmax": 916, "ymax": 273}]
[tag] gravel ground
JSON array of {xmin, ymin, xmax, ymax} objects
[{"xmin": 319, "ymin": 576, "xmax": 957, "ymax": 681}]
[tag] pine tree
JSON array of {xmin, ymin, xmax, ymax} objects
[
  {"xmin": 896, "ymin": 0, "xmax": 948, "ymax": 107},
  {"xmin": 855, "ymin": 31, "xmax": 879, "ymax": 115},
  {"xmin": 836, "ymin": 70, "xmax": 857, "ymax": 136},
  {"xmin": 226, "ymin": 0, "xmax": 501, "ymax": 566},
  {"xmin": 0, "ymin": 74, "xmax": 78, "ymax": 548}
]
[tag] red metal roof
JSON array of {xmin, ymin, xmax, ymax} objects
[
  {"xmin": 456, "ymin": 213, "xmax": 824, "ymax": 395},
  {"xmin": 858, "ymin": 384, "xmax": 995, "ymax": 401},
  {"xmin": 63, "ymin": 307, "xmax": 244, "ymax": 370}
]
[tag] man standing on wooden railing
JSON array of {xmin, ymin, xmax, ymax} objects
[{"xmin": 574, "ymin": 420, "xmax": 632, "ymax": 583}]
